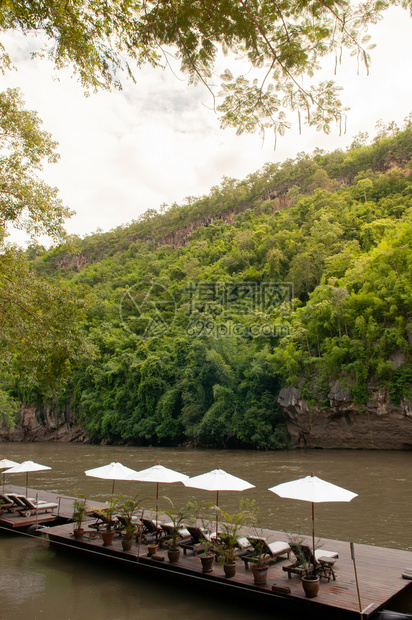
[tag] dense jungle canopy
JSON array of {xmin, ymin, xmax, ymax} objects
[
  {"xmin": 13, "ymin": 121, "xmax": 412, "ymax": 448},
  {"xmin": 1, "ymin": 0, "xmax": 412, "ymax": 444}
]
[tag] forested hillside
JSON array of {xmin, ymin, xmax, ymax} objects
[{"xmin": 15, "ymin": 123, "xmax": 412, "ymax": 449}]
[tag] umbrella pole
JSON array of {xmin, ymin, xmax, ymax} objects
[
  {"xmin": 26, "ymin": 472, "xmax": 28, "ymax": 496},
  {"xmin": 112, "ymin": 479, "xmax": 115, "ymax": 496},
  {"xmin": 137, "ymin": 509, "xmax": 144, "ymax": 563},
  {"xmin": 215, "ymin": 490, "xmax": 219, "ymax": 536},
  {"xmin": 155, "ymin": 482, "xmax": 159, "ymax": 542},
  {"xmin": 2, "ymin": 472, "xmax": 4, "ymax": 494},
  {"xmin": 312, "ymin": 502, "xmax": 316, "ymax": 571}
]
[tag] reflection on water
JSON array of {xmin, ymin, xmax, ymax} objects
[
  {"xmin": 0, "ymin": 532, "xmax": 288, "ymax": 620},
  {"xmin": 1, "ymin": 443, "xmax": 411, "ymax": 619}
]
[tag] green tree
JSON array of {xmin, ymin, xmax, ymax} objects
[
  {"xmin": 0, "ymin": 0, "xmax": 406, "ymax": 137},
  {"xmin": 0, "ymin": 89, "xmax": 87, "ymax": 423},
  {"xmin": 0, "ymin": 88, "xmax": 71, "ymax": 245}
]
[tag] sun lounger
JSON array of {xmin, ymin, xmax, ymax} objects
[
  {"xmin": 160, "ymin": 522, "xmax": 191, "ymax": 540},
  {"xmin": 0, "ymin": 493, "xmax": 16, "ymax": 511},
  {"xmin": 115, "ymin": 515, "xmax": 141, "ymax": 528},
  {"xmin": 180, "ymin": 526, "xmax": 214, "ymax": 555},
  {"xmin": 16, "ymin": 495, "xmax": 58, "ymax": 517},
  {"xmin": 211, "ymin": 533, "xmax": 253, "ymax": 564},
  {"xmin": 1, "ymin": 493, "xmax": 48, "ymax": 514},
  {"xmin": 282, "ymin": 543, "xmax": 314, "ymax": 578},
  {"xmin": 282, "ymin": 543, "xmax": 338, "ymax": 579},
  {"xmin": 139, "ymin": 518, "xmax": 166, "ymax": 543},
  {"xmin": 87, "ymin": 509, "xmax": 121, "ymax": 532},
  {"xmin": 240, "ymin": 537, "xmax": 291, "ymax": 569},
  {"xmin": 248, "ymin": 537, "xmax": 291, "ymax": 560}
]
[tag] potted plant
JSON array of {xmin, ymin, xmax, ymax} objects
[
  {"xmin": 215, "ymin": 504, "xmax": 252, "ymax": 579},
  {"xmin": 117, "ymin": 495, "xmax": 143, "ymax": 551},
  {"xmin": 147, "ymin": 541, "xmax": 159, "ymax": 556},
  {"xmin": 249, "ymin": 537, "xmax": 271, "ymax": 585},
  {"xmin": 198, "ymin": 538, "xmax": 216, "ymax": 573},
  {"xmin": 188, "ymin": 501, "xmax": 216, "ymax": 573},
  {"xmin": 288, "ymin": 535, "xmax": 320, "ymax": 598},
  {"xmin": 72, "ymin": 496, "xmax": 87, "ymax": 540},
  {"xmin": 247, "ymin": 500, "xmax": 271, "ymax": 585},
  {"xmin": 96, "ymin": 497, "xmax": 119, "ymax": 546},
  {"xmin": 163, "ymin": 497, "xmax": 193, "ymax": 563}
]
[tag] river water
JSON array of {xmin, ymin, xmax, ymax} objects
[{"xmin": 1, "ymin": 443, "xmax": 411, "ymax": 620}]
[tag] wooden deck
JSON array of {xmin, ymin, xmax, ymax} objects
[
  {"xmin": 1, "ymin": 485, "xmax": 412, "ymax": 619},
  {"xmin": 41, "ymin": 522, "xmax": 412, "ymax": 619},
  {"xmin": 0, "ymin": 484, "xmax": 107, "ymax": 525}
]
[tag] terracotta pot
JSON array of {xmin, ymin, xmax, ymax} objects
[
  {"xmin": 102, "ymin": 531, "xmax": 114, "ymax": 546},
  {"xmin": 147, "ymin": 543, "xmax": 159, "ymax": 556},
  {"xmin": 200, "ymin": 554, "xmax": 215, "ymax": 573},
  {"xmin": 73, "ymin": 528, "xmax": 84, "ymax": 541},
  {"xmin": 223, "ymin": 562, "xmax": 237, "ymax": 578},
  {"xmin": 252, "ymin": 564, "xmax": 269, "ymax": 585},
  {"xmin": 122, "ymin": 538, "xmax": 134, "ymax": 551},
  {"xmin": 302, "ymin": 576, "xmax": 320, "ymax": 598},
  {"xmin": 168, "ymin": 548, "xmax": 181, "ymax": 563}
]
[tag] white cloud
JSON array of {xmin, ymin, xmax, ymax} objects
[{"xmin": 2, "ymin": 6, "xmax": 412, "ymax": 245}]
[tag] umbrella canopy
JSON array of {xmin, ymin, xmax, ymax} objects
[
  {"xmin": 0, "ymin": 458, "xmax": 19, "ymax": 493},
  {"xmin": 0, "ymin": 458, "xmax": 19, "ymax": 469},
  {"xmin": 131, "ymin": 463, "xmax": 189, "ymax": 535},
  {"xmin": 3, "ymin": 460, "xmax": 51, "ymax": 495},
  {"xmin": 184, "ymin": 467, "xmax": 255, "ymax": 533},
  {"xmin": 85, "ymin": 461, "xmax": 141, "ymax": 495},
  {"xmin": 269, "ymin": 472, "xmax": 358, "ymax": 562},
  {"xmin": 129, "ymin": 464, "xmax": 189, "ymax": 485}
]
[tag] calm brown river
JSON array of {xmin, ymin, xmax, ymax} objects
[{"xmin": 1, "ymin": 444, "xmax": 411, "ymax": 619}]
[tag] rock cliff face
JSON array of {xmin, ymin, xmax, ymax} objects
[
  {"xmin": 0, "ymin": 403, "xmax": 88, "ymax": 443},
  {"xmin": 54, "ymin": 205, "xmax": 255, "ymax": 272},
  {"xmin": 278, "ymin": 384, "xmax": 412, "ymax": 449}
]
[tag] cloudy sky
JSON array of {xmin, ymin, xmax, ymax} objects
[{"xmin": 3, "ymin": 6, "xmax": 412, "ymax": 245}]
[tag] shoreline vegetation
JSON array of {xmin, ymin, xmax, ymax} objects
[{"xmin": 3, "ymin": 123, "xmax": 412, "ymax": 450}]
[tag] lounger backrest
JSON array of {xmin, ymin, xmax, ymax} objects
[
  {"xmin": 161, "ymin": 523, "xmax": 174, "ymax": 535},
  {"xmin": 0, "ymin": 493, "xmax": 14, "ymax": 508},
  {"xmin": 7, "ymin": 494, "xmax": 26, "ymax": 508},
  {"xmin": 248, "ymin": 537, "xmax": 272, "ymax": 556},
  {"xmin": 290, "ymin": 543, "xmax": 314, "ymax": 565},
  {"xmin": 187, "ymin": 526, "xmax": 209, "ymax": 542},
  {"xmin": 142, "ymin": 518, "xmax": 157, "ymax": 533},
  {"xmin": 18, "ymin": 496, "xmax": 36, "ymax": 509}
]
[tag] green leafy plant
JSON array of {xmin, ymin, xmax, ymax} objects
[
  {"xmin": 72, "ymin": 496, "xmax": 87, "ymax": 530},
  {"xmin": 287, "ymin": 534, "xmax": 323, "ymax": 578},
  {"xmin": 186, "ymin": 500, "xmax": 216, "ymax": 556},
  {"xmin": 95, "ymin": 497, "xmax": 119, "ymax": 533},
  {"xmin": 215, "ymin": 504, "xmax": 253, "ymax": 565},
  {"xmin": 162, "ymin": 497, "xmax": 193, "ymax": 550},
  {"xmin": 245, "ymin": 499, "xmax": 271, "ymax": 568},
  {"xmin": 116, "ymin": 495, "xmax": 144, "ymax": 540}
]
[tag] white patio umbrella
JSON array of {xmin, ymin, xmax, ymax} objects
[
  {"xmin": 130, "ymin": 463, "xmax": 189, "ymax": 535},
  {"xmin": 85, "ymin": 460, "xmax": 141, "ymax": 495},
  {"xmin": 269, "ymin": 472, "xmax": 358, "ymax": 561},
  {"xmin": 0, "ymin": 458, "xmax": 19, "ymax": 493},
  {"xmin": 183, "ymin": 467, "xmax": 255, "ymax": 534},
  {"xmin": 3, "ymin": 460, "xmax": 51, "ymax": 495}
]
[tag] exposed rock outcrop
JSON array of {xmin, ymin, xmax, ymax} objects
[
  {"xmin": 278, "ymin": 384, "xmax": 412, "ymax": 449},
  {"xmin": 0, "ymin": 403, "xmax": 88, "ymax": 443},
  {"xmin": 54, "ymin": 205, "xmax": 255, "ymax": 272}
]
